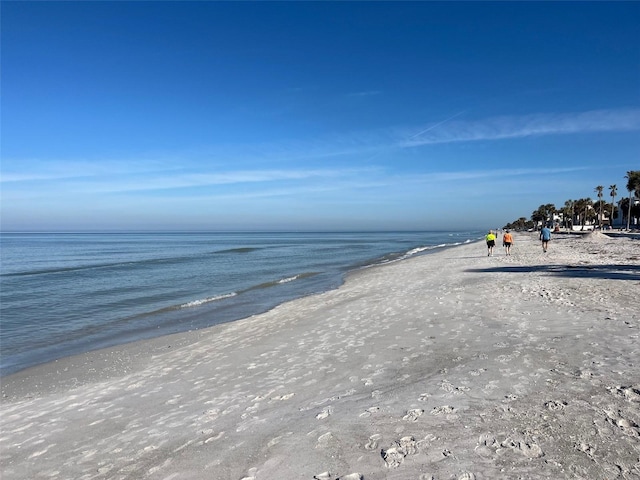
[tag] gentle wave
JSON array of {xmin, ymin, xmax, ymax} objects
[
  {"xmin": 278, "ymin": 276, "xmax": 298, "ymax": 284},
  {"xmin": 247, "ymin": 272, "xmax": 320, "ymax": 291},
  {"xmin": 404, "ymin": 244, "xmax": 444, "ymax": 256},
  {"xmin": 3, "ymin": 246, "xmax": 270, "ymax": 277},
  {"xmin": 1, "ymin": 261, "xmax": 135, "ymax": 277},
  {"xmin": 215, "ymin": 247, "xmax": 261, "ymax": 254},
  {"xmin": 176, "ymin": 272, "xmax": 318, "ymax": 310},
  {"xmin": 359, "ymin": 239, "xmax": 476, "ymax": 269},
  {"xmin": 179, "ymin": 292, "xmax": 238, "ymax": 308},
  {"xmin": 145, "ymin": 242, "xmax": 474, "ymax": 316},
  {"xmin": 2, "ymin": 254, "xmax": 203, "ymax": 277}
]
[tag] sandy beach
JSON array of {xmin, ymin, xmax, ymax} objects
[{"xmin": 1, "ymin": 231, "xmax": 639, "ymax": 480}]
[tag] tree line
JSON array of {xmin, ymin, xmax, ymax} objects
[{"xmin": 504, "ymin": 170, "xmax": 640, "ymax": 231}]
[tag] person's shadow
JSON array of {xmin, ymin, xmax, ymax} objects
[{"xmin": 465, "ymin": 264, "xmax": 640, "ymax": 281}]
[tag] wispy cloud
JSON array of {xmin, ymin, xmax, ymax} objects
[
  {"xmin": 2, "ymin": 108, "xmax": 636, "ymax": 194},
  {"xmin": 0, "ymin": 158, "xmax": 182, "ymax": 183},
  {"xmin": 2, "ymin": 167, "xmax": 382, "ymax": 197},
  {"xmin": 401, "ymin": 108, "xmax": 640, "ymax": 147},
  {"xmin": 93, "ymin": 168, "xmax": 377, "ymax": 193},
  {"xmin": 417, "ymin": 166, "xmax": 591, "ymax": 182}
]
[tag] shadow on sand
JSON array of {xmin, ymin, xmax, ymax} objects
[{"xmin": 466, "ymin": 264, "xmax": 640, "ymax": 281}]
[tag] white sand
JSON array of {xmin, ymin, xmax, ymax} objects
[{"xmin": 1, "ymin": 232, "xmax": 639, "ymax": 480}]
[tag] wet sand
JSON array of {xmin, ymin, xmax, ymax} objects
[{"xmin": 1, "ymin": 231, "xmax": 639, "ymax": 479}]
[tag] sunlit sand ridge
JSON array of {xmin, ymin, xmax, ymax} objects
[{"xmin": 1, "ymin": 231, "xmax": 638, "ymax": 479}]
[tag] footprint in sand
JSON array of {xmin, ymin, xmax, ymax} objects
[
  {"xmin": 575, "ymin": 442, "xmax": 596, "ymax": 459},
  {"xmin": 544, "ymin": 400, "xmax": 567, "ymax": 411},
  {"xmin": 381, "ymin": 445, "xmax": 406, "ymax": 468},
  {"xmin": 381, "ymin": 436, "xmax": 416, "ymax": 468},
  {"xmin": 316, "ymin": 473, "xmax": 360, "ymax": 480},
  {"xmin": 96, "ymin": 465, "xmax": 113, "ymax": 475},
  {"xmin": 607, "ymin": 385, "xmax": 640, "ymax": 403},
  {"xmin": 267, "ymin": 431, "xmax": 292, "ymax": 447},
  {"xmin": 365, "ymin": 434, "xmax": 382, "ymax": 450},
  {"xmin": 270, "ymin": 392, "xmax": 295, "ymax": 402},
  {"xmin": 602, "ymin": 407, "xmax": 640, "ymax": 435},
  {"xmin": 203, "ymin": 431, "xmax": 224, "ymax": 443},
  {"xmin": 500, "ymin": 437, "xmax": 544, "ymax": 458},
  {"xmin": 204, "ymin": 408, "xmax": 220, "ymax": 419},
  {"xmin": 317, "ymin": 432, "xmax": 335, "ymax": 448},
  {"xmin": 359, "ymin": 406, "xmax": 380, "ymax": 417},
  {"xmin": 477, "ymin": 434, "xmax": 544, "ymax": 459},
  {"xmin": 316, "ymin": 406, "xmax": 334, "ymax": 420},
  {"xmin": 416, "ymin": 433, "xmax": 438, "ymax": 451},
  {"xmin": 403, "ymin": 408, "xmax": 424, "ymax": 422},
  {"xmin": 616, "ymin": 417, "xmax": 640, "ymax": 431},
  {"xmin": 519, "ymin": 442, "xmax": 544, "ymax": 458},
  {"xmin": 337, "ymin": 474, "xmax": 363, "ymax": 480},
  {"xmin": 430, "ymin": 405, "xmax": 455, "ymax": 415},
  {"xmin": 240, "ymin": 467, "xmax": 258, "ymax": 480},
  {"xmin": 440, "ymin": 380, "xmax": 469, "ymax": 395},
  {"xmin": 458, "ymin": 473, "xmax": 476, "ymax": 480}
]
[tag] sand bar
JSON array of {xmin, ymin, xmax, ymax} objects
[{"xmin": 1, "ymin": 232, "xmax": 639, "ymax": 479}]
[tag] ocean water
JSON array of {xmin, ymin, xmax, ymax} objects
[{"xmin": 0, "ymin": 231, "xmax": 481, "ymax": 376}]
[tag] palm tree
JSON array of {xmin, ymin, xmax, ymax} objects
[
  {"xmin": 620, "ymin": 197, "xmax": 630, "ymax": 227},
  {"xmin": 545, "ymin": 203, "xmax": 557, "ymax": 227},
  {"xmin": 573, "ymin": 198, "xmax": 586, "ymax": 230},
  {"xmin": 573, "ymin": 198, "xmax": 594, "ymax": 230},
  {"xmin": 595, "ymin": 186, "xmax": 604, "ymax": 228},
  {"xmin": 609, "ymin": 184, "xmax": 617, "ymax": 228},
  {"xmin": 561, "ymin": 200, "xmax": 574, "ymax": 229},
  {"xmin": 514, "ymin": 217, "xmax": 529, "ymax": 230},
  {"xmin": 531, "ymin": 203, "xmax": 556, "ymax": 228},
  {"xmin": 625, "ymin": 171, "xmax": 640, "ymax": 230},
  {"xmin": 567, "ymin": 199, "xmax": 576, "ymax": 228}
]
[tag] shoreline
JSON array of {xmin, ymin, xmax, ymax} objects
[
  {"xmin": 0, "ymin": 233, "xmax": 481, "ymax": 378},
  {"xmin": 0, "ymin": 240, "xmax": 479, "ymax": 395},
  {"xmin": 1, "ymin": 232, "xmax": 638, "ymax": 479}
]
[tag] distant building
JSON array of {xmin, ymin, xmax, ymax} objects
[{"xmin": 611, "ymin": 196, "xmax": 640, "ymax": 228}]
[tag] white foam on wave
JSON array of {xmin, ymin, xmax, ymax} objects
[
  {"xmin": 278, "ymin": 275, "xmax": 299, "ymax": 284},
  {"xmin": 404, "ymin": 243, "xmax": 448, "ymax": 257},
  {"xmin": 406, "ymin": 246, "xmax": 431, "ymax": 256},
  {"xmin": 180, "ymin": 292, "xmax": 237, "ymax": 308},
  {"xmin": 357, "ymin": 239, "xmax": 470, "ymax": 271}
]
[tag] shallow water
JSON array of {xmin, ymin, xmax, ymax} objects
[{"xmin": 0, "ymin": 231, "xmax": 482, "ymax": 375}]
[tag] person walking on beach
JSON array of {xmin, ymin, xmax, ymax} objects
[
  {"xmin": 485, "ymin": 230, "xmax": 496, "ymax": 256},
  {"xmin": 502, "ymin": 230, "xmax": 513, "ymax": 255},
  {"xmin": 540, "ymin": 225, "xmax": 551, "ymax": 252}
]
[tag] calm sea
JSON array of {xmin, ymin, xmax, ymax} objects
[{"xmin": 0, "ymin": 231, "xmax": 481, "ymax": 376}]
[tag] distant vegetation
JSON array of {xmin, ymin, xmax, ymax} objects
[{"xmin": 504, "ymin": 170, "xmax": 640, "ymax": 231}]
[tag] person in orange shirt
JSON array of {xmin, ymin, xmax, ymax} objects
[{"xmin": 502, "ymin": 230, "xmax": 514, "ymax": 256}]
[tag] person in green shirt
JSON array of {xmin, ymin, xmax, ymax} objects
[{"xmin": 485, "ymin": 230, "xmax": 496, "ymax": 256}]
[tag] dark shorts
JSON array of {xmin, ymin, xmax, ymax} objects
[
  {"xmin": 487, "ymin": 240, "xmax": 495, "ymax": 247},
  {"xmin": 541, "ymin": 238, "xmax": 550, "ymax": 242},
  {"xmin": 503, "ymin": 242, "xmax": 512, "ymax": 247}
]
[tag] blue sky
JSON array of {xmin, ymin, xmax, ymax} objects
[{"xmin": 2, "ymin": 2, "xmax": 639, "ymax": 231}]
